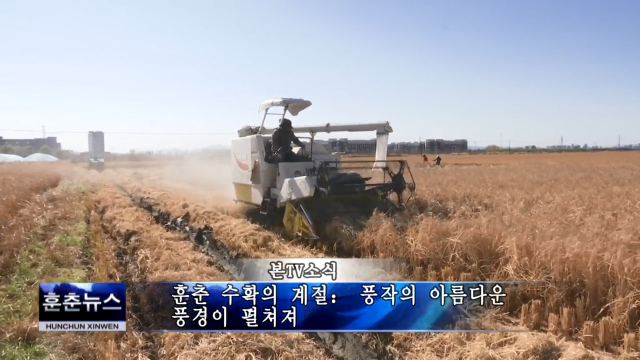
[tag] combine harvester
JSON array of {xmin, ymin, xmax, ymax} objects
[
  {"xmin": 232, "ymin": 98, "xmax": 416, "ymax": 240},
  {"xmin": 88, "ymin": 131, "xmax": 105, "ymax": 172}
]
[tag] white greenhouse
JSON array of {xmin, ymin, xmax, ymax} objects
[
  {"xmin": 0, "ymin": 154, "xmax": 24, "ymax": 162},
  {"xmin": 23, "ymin": 153, "xmax": 59, "ymax": 162}
]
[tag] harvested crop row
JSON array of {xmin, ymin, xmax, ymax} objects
[
  {"xmin": 107, "ymin": 165, "xmax": 532, "ymax": 359},
  {"xmin": 94, "ymin": 166, "xmax": 398, "ymax": 359},
  {"xmin": 0, "ymin": 180, "xmax": 104, "ymax": 359},
  {"xmin": 108, "ymin": 170, "xmax": 406, "ymax": 359},
  {"xmin": 118, "ymin": 179, "xmax": 325, "ymax": 259},
  {"xmin": 88, "ymin": 182, "xmax": 336, "ymax": 360},
  {"xmin": 122, "ymin": 190, "xmax": 396, "ymax": 360}
]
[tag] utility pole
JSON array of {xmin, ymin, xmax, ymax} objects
[
  {"xmin": 508, "ymin": 140, "xmax": 511, "ymax": 152},
  {"xmin": 619, "ymin": 135, "xmax": 621, "ymax": 147},
  {"xmin": 500, "ymin": 133, "xmax": 502, "ymax": 148},
  {"xmin": 561, "ymin": 136, "xmax": 563, "ymax": 147}
]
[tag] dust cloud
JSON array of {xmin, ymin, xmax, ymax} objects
[{"xmin": 129, "ymin": 152, "xmax": 240, "ymax": 211}]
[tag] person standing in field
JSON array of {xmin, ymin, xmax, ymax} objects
[
  {"xmin": 423, "ymin": 154, "xmax": 428, "ymax": 162},
  {"xmin": 434, "ymin": 155, "xmax": 442, "ymax": 166}
]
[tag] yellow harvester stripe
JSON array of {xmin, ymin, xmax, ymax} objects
[{"xmin": 233, "ymin": 183, "xmax": 253, "ymax": 203}]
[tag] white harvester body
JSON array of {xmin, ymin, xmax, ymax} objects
[{"xmin": 231, "ymin": 98, "xmax": 394, "ymax": 210}]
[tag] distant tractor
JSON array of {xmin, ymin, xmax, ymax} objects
[{"xmin": 88, "ymin": 131, "xmax": 105, "ymax": 171}]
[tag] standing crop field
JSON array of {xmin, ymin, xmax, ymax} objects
[{"xmin": 1, "ymin": 151, "xmax": 639, "ymax": 359}]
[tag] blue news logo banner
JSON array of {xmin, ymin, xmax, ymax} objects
[
  {"xmin": 39, "ymin": 283, "xmax": 127, "ymax": 331},
  {"xmin": 147, "ymin": 281, "xmax": 510, "ymax": 332}
]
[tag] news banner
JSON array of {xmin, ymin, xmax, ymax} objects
[{"xmin": 39, "ymin": 259, "xmax": 522, "ymax": 332}]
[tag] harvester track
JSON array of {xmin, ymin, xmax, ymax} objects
[{"xmin": 117, "ymin": 185, "xmax": 398, "ymax": 360}]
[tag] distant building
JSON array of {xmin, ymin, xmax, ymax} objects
[
  {"xmin": 389, "ymin": 141, "xmax": 423, "ymax": 154},
  {"xmin": 326, "ymin": 138, "xmax": 468, "ymax": 154},
  {"xmin": 424, "ymin": 139, "xmax": 468, "ymax": 153},
  {"xmin": 0, "ymin": 136, "xmax": 62, "ymax": 150},
  {"xmin": 328, "ymin": 138, "xmax": 377, "ymax": 153},
  {"xmin": 546, "ymin": 144, "xmax": 582, "ymax": 150}
]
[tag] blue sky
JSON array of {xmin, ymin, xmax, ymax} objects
[{"xmin": 1, "ymin": 0, "xmax": 638, "ymax": 152}]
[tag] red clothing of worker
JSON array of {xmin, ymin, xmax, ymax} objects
[{"xmin": 423, "ymin": 155, "xmax": 428, "ymax": 162}]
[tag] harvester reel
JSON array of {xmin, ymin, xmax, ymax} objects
[{"xmin": 380, "ymin": 160, "xmax": 415, "ymax": 210}]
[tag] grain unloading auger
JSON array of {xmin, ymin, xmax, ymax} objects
[{"xmin": 231, "ymin": 98, "xmax": 416, "ymax": 239}]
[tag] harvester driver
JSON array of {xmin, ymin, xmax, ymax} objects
[{"xmin": 271, "ymin": 118, "xmax": 306, "ymax": 162}]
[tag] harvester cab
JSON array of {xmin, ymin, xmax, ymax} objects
[{"xmin": 232, "ymin": 98, "xmax": 416, "ymax": 239}]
